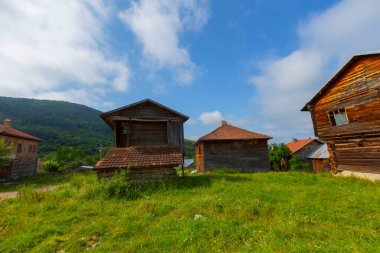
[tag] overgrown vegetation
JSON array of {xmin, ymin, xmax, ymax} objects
[
  {"xmin": 0, "ymin": 138, "xmax": 13, "ymax": 168},
  {"xmin": 269, "ymin": 143, "xmax": 292, "ymax": 170},
  {"xmin": 0, "ymin": 171, "xmax": 379, "ymax": 252}
]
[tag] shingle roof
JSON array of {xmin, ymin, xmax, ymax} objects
[
  {"xmin": 0, "ymin": 123, "xmax": 42, "ymax": 142},
  {"xmin": 94, "ymin": 146, "xmax": 183, "ymax": 169},
  {"xmin": 197, "ymin": 122, "xmax": 271, "ymax": 142},
  {"xmin": 286, "ymin": 138, "xmax": 316, "ymax": 154}
]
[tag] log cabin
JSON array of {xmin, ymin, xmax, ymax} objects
[
  {"xmin": 94, "ymin": 99, "xmax": 188, "ymax": 183},
  {"xmin": 195, "ymin": 121, "xmax": 272, "ymax": 172},
  {"xmin": 302, "ymin": 53, "xmax": 380, "ymax": 177},
  {"xmin": 286, "ymin": 138, "xmax": 323, "ymax": 161},
  {"xmin": 0, "ymin": 119, "xmax": 42, "ymax": 180}
]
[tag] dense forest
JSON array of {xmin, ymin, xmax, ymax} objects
[{"xmin": 0, "ymin": 96, "xmax": 195, "ymax": 157}]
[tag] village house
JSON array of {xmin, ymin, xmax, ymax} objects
[
  {"xmin": 302, "ymin": 53, "xmax": 380, "ymax": 178},
  {"xmin": 0, "ymin": 119, "xmax": 42, "ymax": 180},
  {"xmin": 286, "ymin": 138, "xmax": 323, "ymax": 161},
  {"xmin": 195, "ymin": 121, "xmax": 272, "ymax": 173},
  {"xmin": 94, "ymin": 99, "xmax": 188, "ymax": 182}
]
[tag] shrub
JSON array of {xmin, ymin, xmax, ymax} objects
[
  {"xmin": 42, "ymin": 160, "xmax": 60, "ymax": 173},
  {"xmin": 290, "ymin": 155, "xmax": 311, "ymax": 171},
  {"xmin": 0, "ymin": 138, "xmax": 13, "ymax": 168},
  {"xmin": 269, "ymin": 143, "xmax": 292, "ymax": 171}
]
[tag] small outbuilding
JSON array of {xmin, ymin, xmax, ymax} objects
[
  {"xmin": 302, "ymin": 53, "xmax": 380, "ymax": 177},
  {"xmin": 94, "ymin": 99, "xmax": 188, "ymax": 183},
  {"xmin": 307, "ymin": 144, "xmax": 330, "ymax": 172},
  {"xmin": 195, "ymin": 121, "xmax": 272, "ymax": 172},
  {"xmin": 0, "ymin": 119, "xmax": 42, "ymax": 180},
  {"xmin": 286, "ymin": 138, "xmax": 323, "ymax": 161}
]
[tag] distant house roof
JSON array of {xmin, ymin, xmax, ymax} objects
[
  {"xmin": 196, "ymin": 121, "xmax": 272, "ymax": 143},
  {"xmin": 307, "ymin": 144, "xmax": 330, "ymax": 159},
  {"xmin": 0, "ymin": 120, "xmax": 42, "ymax": 142},
  {"xmin": 286, "ymin": 138, "xmax": 320, "ymax": 154},
  {"xmin": 301, "ymin": 52, "xmax": 380, "ymax": 111},
  {"xmin": 94, "ymin": 146, "xmax": 183, "ymax": 169}
]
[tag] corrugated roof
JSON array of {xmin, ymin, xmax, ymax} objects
[
  {"xmin": 307, "ymin": 144, "xmax": 330, "ymax": 159},
  {"xmin": 197, "ymin": 122, "xmax": 272, "ymax": 142},
  {"xmin": 0, "ymin": 123, "xmax": 42, "ymax": 142},
  {"xmin": 286, "ymin": 138, "xmax": 316, "ymax": 154},
  {"xmin": 94, "ymin": 146, "xmax": 183, "ymax": 169}
]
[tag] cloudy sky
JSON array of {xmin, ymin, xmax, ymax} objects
[{"xmin": 1, "ymin": 0, "xmax": 380, "ymax": 142}]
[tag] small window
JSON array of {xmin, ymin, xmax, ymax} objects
[
  {"xmin": 328, "ymin": 109, "xmax": 349, "ymax": 126},
  {"xmin": 17, "ymin": 144, "xmax": 22, "ymax": 153}
]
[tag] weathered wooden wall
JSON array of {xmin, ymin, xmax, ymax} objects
[
  {"xmin": 293, "ymin": 141, "xmax": 322, "ymax": 161},
  {"xmin": 195, "ymin": 142, "xmax": 204, "ymax": 172},
  {"xmin": 198, "ymin": 140, "xmax": 270, "ymax": 172},
  {"xmin": 310, "ymin": 159, "xmax": 330, "ymax": 172},
  {"xmin": 0, "ymin": 135, "xmax": 39, "ymax": 179},
  {"xmin": 310, "ymin": 55, "xmax": 380, "ymax": 174}
]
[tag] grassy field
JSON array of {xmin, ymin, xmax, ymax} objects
[{"xmin": 0, "ymin": 171, "xmax": 379, "ymax": 252}]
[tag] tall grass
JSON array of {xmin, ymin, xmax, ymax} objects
[{"xmin": 0, "ymin": 171, "xmax": 379, "ymax": 252}]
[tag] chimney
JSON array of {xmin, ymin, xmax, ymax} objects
[
  {"xmin": 221, "ymin": 120, "xmax": 228, "ymax": 126},
  {"xmin": 292, "ymin": 138, "xmax": 298, "ymax": 142},
  {"xmin": 3, "ymin": 119, "xmax": 12, "ymax": 128}
]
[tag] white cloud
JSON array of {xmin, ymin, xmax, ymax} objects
[
  {"xmin": 199, "ymin": 111, "xmax": 224, "ymax": 125},
  {"xmin": 119, "ymin": 0, "xmax": 209, "ymax": 84},
  {"xmin": 186, "ymin": 118, "xmax": 197, "ymax": 125},
  {"xmin": 0, "ymin": 0, "xmax": 131, "ymax": 107},
  {"xmin": 249, "ymin": 0, "xmax": 380, "ymax": 141}
]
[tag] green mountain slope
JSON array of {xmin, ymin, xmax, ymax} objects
[
  {"xmin": 0, "ymin": 96, "xmax": 195, "ymax": 157},
  {"xmin": 0, "ymin": 96, "xmax": 113, "ymax": 154}
]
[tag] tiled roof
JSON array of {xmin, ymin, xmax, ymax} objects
[
  {"xmin": 95, "ymin": 146, "xmax": 183, "ymax": 169},
  {"xmin": 0, "ymin": 124, "xmax": 42, "ymax": 142},
  {"xmin": 286, "ymin": 138, "xmax": 315, "ymax": 154},
  {"xmin": 197, "ymin": 123, "xmax": 271, "ymax": 142}
]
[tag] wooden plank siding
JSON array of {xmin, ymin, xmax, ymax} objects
[
  {"xmin": 306, "ymin": 54, "xmax": 380, "ymax": 174},
  {"xmin": 200, "ymin": 140, "xmax": 270, "ymax": 172}
]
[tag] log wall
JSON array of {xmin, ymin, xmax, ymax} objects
[{"xmin": 311, "ymin": 55, "xmax": 380, "ymax": 174}]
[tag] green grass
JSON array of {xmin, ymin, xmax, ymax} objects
[
  {"xmin": 0, "ymin": 174, "xmax": 70, "ymax": 193},
  {"xmin": 0, "ymin": 171, "xmax": 379, "ymax": 252}
]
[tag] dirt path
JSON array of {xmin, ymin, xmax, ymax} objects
[{"xmin": 0, "ymin": 185, "xmax": 62, "ymax": 200}]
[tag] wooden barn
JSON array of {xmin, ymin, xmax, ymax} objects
[
  {"xmin": 302, "ymin": 53, "xmax": 380, "ymax": 177},
  {"xmin": 0, "ymin": 119, "xmax": 42, "ymax": 180},
  {"xmin": 286, "ymin": 138, "xmax": 323, "ymax": 161},
  {"xmin": 94, "ymin": 99, "xmax": 188, "ymax": 182},
  {"xmin": 195, "ymin": 121, "xmax": 272, "ymax": 173}
]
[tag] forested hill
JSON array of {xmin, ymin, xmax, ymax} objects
[
  {"xmin": 0, "ymin": 96, "xmax": 113, "ymax": 154},
  {"xmin": 0, "ymin": 96, "xmax": 195, "ymax": 157}
]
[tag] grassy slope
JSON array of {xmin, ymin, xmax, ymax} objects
[{"xmin": 0, "ymin": 172, "xmax": 379, "ymax": 252}]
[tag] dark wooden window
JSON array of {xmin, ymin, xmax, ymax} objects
[
  {"xmin": 328, "ymin": 109, "xmax": 349, "ymax": 126},
  {"xmin": 17, "ymin": 144, "xmax": 22, "ymax": 153}
]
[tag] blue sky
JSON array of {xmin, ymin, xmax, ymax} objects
[{"xmin": 1, "ymin": 0, "xmax": 380, "ymax": 142}]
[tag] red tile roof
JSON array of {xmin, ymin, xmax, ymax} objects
[
  {"xmin": 0, "ymin": 123, "xmax": 42, "ymax": 142},
  {"xmin": 286, "ymin": 138, "xmax": 315, "ymax": 154},
  {"xmin": 94, "ymin": 146, "xmax": 183, "ymax": 169},
  {"xmin": 197, "ymin": 123, "xmax": 271, "ymax": 142}
]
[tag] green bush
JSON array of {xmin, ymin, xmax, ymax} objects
[
  {"xmin": 290, "ymin": 155, "xmax": 311, "ymax": 171},
  {"xmin": 0, "ymin": 138, "xmax": 13, "ymax": 168},
  {"xmin": 42, "ymin": 160, "xmax": 60, "ymax": 173}
]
